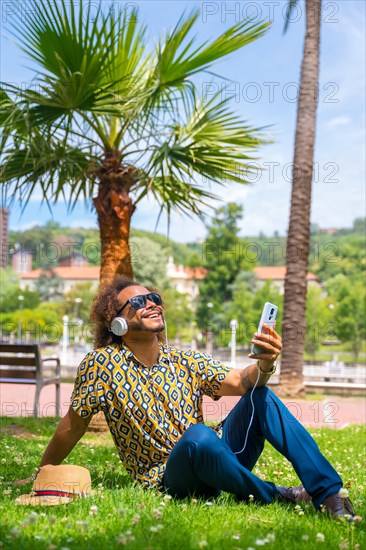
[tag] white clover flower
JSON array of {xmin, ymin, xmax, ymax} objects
[
  {"xmin": 205, "ymin": 501, "xmax": 213, "ymax": 506},
  {"xmin": 198, "ymin": 540, "xmax": 208, "ymax": 548},
  {"xmin": 232, "ymin": 534, "xmax": 241, "ymax": 540},
  {"xmin": 163, "ymin": 494, "xmax": 172, "ymax": 501},
  {"xmin": 151, "ymin": 508, "xmax": 163, "ymax": 520},
  {"xmin": 301, "ymin": 535, "xmax": 309, "ymax": 541},
  {"xmin": 131, "ymin": 514, "xmax": 141, "ymax": 525},
  {"xmin": 316, "ymin": 533, "xmax": 325, "ymax": 543},
  {"xmin": 339, "ymin": 488, "xmax": 349, "ymax": 499},
  {"xmin": 116, "ymin": 534, "xmax": 127, "ymax": 545},
  {"xmin": 265, "ymin": 533, "xmax": 275, "ymax": 542},
  {"xmin": 76, "ymin": 520, "xmax": 88, "ymax": 527},
  {"xmin": 248, "ymin": 494, "xmax": 254, "ymax": 502},
  {"xmin": 9, "ymin": 527, "xmax": 20, "ymax": 539},
  {"xmin": 89, "ymin": 505, "xmax": 98, "ymax": 516},
  {"xmin": 339, "ymin": 540, "xmax": 349, "ymax": 549},
  {"xmin": 255, "ymin": 540, "xmax": 266, "ymax": 546}
]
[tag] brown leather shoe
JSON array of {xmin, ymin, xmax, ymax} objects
[
  {"xmin": 321, "ymin": 492, "xmax": 355, "ymax": 521},
  {"xmin": 276, "ymin": 485, "xmax": 312, "ymax": 504}
]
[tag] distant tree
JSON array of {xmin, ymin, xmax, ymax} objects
[
  {"xmin": 0, "ymin": 268, "xmax": 20, "ymax": 298},
  {"xmin": 1, "ymin": 302, "xmax": 62, "ymax": 344},
  {"xmin": 162, "ymin": 288, "xmax": 194, "ymax": 341},
  {"xmin": 131, "ymin": 237, "xmax": 170, "ymax": 290},
  {"xmin": 308, "ymin": 234, "xmax": 366, "ymax": 282},
  {"xmin": 326, "ymin": 275, "xmax": 366, "ymax": 361},
  {"xmin": 353, "ymin": 217, "xmax": 366, "ymax": 234},
  {"xmin": 185, "ymin": 252, "xmax": 202, "ymax": 269},
  {"xmin": 34, "ymin": 271, "xmax": 63, "ymax": 301},
  {"xmin": 304, "ymin": 285, "xmax": 331, "ymax": 359},
  {"xmin": 64, "ymin": 282, "xmax": 95, "ymax": 322},
  {"xmin": 197, "ymin": 203, "xmax": 253, "ymax": 330},
  {"xmin": 0, "ymin": 287, "xmax": 40, "ymax": 313}
]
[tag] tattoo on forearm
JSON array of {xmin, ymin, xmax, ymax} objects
[
  {"xmin": 240, "ymin": 365, "xmax": 271, "ymax": 392},
  {"xmin": 240, "ymin": 367, "xmax": 254, "ymax": 391}
]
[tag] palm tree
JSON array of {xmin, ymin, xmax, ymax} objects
[
  {"xmin": 279, "ymin": 0, "xmax": 322, "ymax": 397},
  {"xmin": 1, "ymin": 0, "xmax": 269, "ymax": 284}
]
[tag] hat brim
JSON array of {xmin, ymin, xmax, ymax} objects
[{"xmin": 15, "ymin": 493, "xmax": 75, "ymax": 506}]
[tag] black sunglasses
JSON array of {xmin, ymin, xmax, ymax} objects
[{"xmin": 117, "ymin": 292, "xmax": 163, "ymax": 316}]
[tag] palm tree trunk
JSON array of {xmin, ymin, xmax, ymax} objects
[
  {"xmin": 278, "ymin": 0, "xmax": 322, "ymax": 397},
  {"xmin": 93, "ymin": 151, "xmax": 138, "ymax": 284}
]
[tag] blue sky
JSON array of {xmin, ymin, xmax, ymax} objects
[{"xmin": 1, "ymin": 0, "xmax": 365, "ymax": 241}]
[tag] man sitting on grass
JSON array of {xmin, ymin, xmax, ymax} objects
[{"xmin": 18, "ymin": 277, "xmax": 356, "ymax": 520}]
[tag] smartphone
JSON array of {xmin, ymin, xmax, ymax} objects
[{"xmin": 251, "ymin": 302, "xmax": 278, "ymax": 355}]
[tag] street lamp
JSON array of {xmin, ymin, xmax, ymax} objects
[
  {"xmin": 17, "ymin": 295, "xmax": 24, "ymax": 342},
  {"xmin": 328, "ymin": 303, "xmax": 337, "ymax": 340},
  {"xmin": 73, "ymin": 298, "xmax": 83, "ymax": 345},
  {"xmin": 74, "ymin": 297, "xmax": 82, "ymax": 320},
  {"xmin": 62, "ymin": 315, "xmax": 69, "ymax": 363},
  {"xmin": 206, "ymin": 302, "xmax": 214, "ymax": 355},
  {"xmin": 229, "ymin": 319, "xmax": 239, "ymax": 368}
]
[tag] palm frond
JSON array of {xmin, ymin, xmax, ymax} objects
[
  {"xmin": 5, "ymin": 0, "xmax": 139, "ymax": 125},
  {"xmin": 144, "ymin": 93, "xmax": 268, "ymax": 188},
  {"xmin": 0, "ymin": 130, "xmax": 99, "ymax": 210},
  {"xmin": 135, "ymin": 173, "xmax": 219, "ymax": 220},
  {"xmin": 283, "ymin": 0, "xmax": 299, "ymax": 33},
  {"xmin": 152, "ymin": 11, "xmax": 269, "ymax": 95}
]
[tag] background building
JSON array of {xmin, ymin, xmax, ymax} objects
[{"xmin": 253, "ymin": 266, "xmax": 321, "ymax": 294}]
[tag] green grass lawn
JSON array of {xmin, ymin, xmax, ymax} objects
[{"xmin": 0, "ymin": 418, "xmax": 365, "ymax": 550}]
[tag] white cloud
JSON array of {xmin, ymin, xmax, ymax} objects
[
  {"xmin": 10, "ymin": 220, "xmax": 43, "ymax": 231},
  {"xmin": 326, "ymin": 116, "xmax": 351, "ymax": 128}
]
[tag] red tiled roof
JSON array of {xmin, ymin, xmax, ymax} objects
[
  {"xmin": 20, "ymin": 266, "xmax": 100, "ymax": 280},
  {"xmin": 253, "ymin": 266, "xmax": 319, "ymax": 281},
  {"xmin": 183, "ymin": 267, "xmax": 208, "ymax": 280}
]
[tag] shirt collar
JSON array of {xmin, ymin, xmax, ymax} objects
[{"xmin": 116, "ymin": 341, "xmax": 171, "ymax": 367}]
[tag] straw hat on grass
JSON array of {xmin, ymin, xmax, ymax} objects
[{"xmin": 16, "ymin": 464, "xmax": 92, "ymax": 506}]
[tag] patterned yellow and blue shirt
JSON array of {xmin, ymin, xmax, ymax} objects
[{"xmin": 70, "ymin": 342, "xmax": 230, "ymax": 489}]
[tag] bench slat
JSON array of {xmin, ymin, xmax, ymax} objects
[
  {"xmin": 0, "ymin": 344, "xmax": 39, "ymax": 353},
  {"xmin": 0, "ymin": 368, "xmax": 36, "ymax": 379},
  {"xmin": 0, "ymin": 356, "xmax": 38, "ymax": 367},
  {"xmin": 0, "ymin": 378, "xmax": 39, "ymax": 384}
]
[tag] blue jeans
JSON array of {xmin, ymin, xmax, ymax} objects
[{"xmin": 162, "ymin": 387, "xmax": 342, "ymax": 508}]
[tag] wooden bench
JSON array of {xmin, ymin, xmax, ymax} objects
[{"xmin": 0, "ymin": 344, "xmax": 61, "ymax": 417}]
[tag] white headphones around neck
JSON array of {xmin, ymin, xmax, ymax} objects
[{"xmin": 110, "ymin": 317, "xmax": 128, "ymax": 336}]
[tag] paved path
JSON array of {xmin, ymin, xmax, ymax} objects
[{"xmin": 0, "ymin": 383, "xmax": 365, "ymax": 429}]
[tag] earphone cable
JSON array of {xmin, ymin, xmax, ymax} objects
[{"xmin": 233, "ymin": 365, "xmax": 261, "ymax": 455}]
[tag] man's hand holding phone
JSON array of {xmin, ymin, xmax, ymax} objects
[
  {"xmin": 248, "ymin": 302, "xmax": 282, "ymax": 370},
  {"xmin": 248, "ymin": 323, "xmax": 283, "ymax": 370}
]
